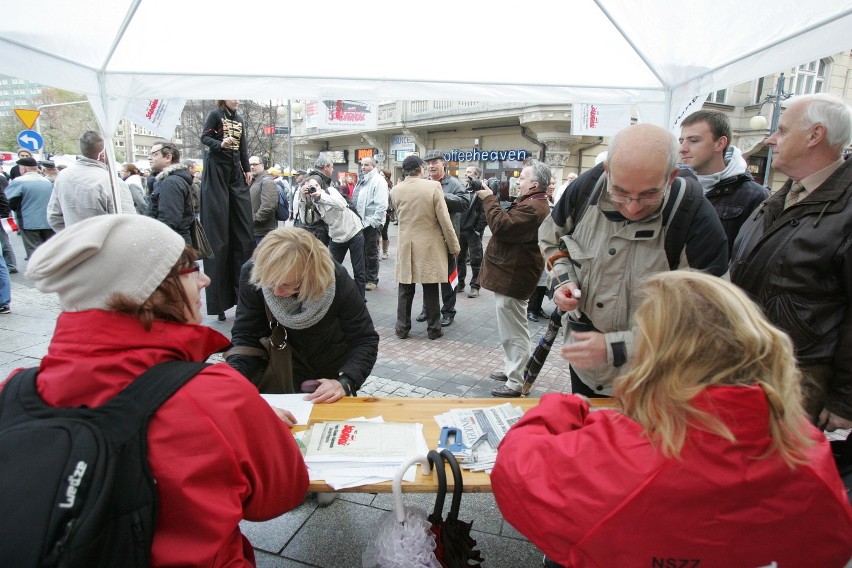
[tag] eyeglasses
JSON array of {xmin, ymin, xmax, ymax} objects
[
  {"xmin": 178, "ymin": 262, "xmax": 200, "ymax": 276},
  {"xmin": 149, "ymin": 149, "xmax": 163, "ymax": 158},
  {"xmin": 249, "ymin": 162, "xmax": 263, "ymax": 167},
  {"xmin": 607, "ymin": 191, "xmax": 665, "ymax": 206}
]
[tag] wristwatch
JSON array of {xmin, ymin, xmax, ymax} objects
[{"xmin": 337, "ymin": 374, "xmax": 356, "ymax": 397}]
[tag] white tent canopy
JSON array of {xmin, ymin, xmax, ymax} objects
[{"xmin": 1, "ymin": 0, "xmax": 851, "ymax": 134}]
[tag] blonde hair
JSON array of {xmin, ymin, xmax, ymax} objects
[
  {"xmin": 250, "ymin": 228, "xmax": 334, "ymax": 303},
  {"xmin": 615, "ymin": 270, "xmax": 812, "ymax": 467}
]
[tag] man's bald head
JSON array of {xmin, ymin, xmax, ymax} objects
[
  {"xmin": 607, "ymin": 124, "xmax": 678, "ymax": 178},
  {"xmin": 604, "ymin": 124, "xmax": 680, "ymax": 222}
]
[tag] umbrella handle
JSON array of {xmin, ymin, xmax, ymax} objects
[
  {"xmin": 439, "ymin": 449, "xmax": 464, "ymax": 522},
  {"xmin": 393, "ymin": 455, "xmax": 431, "ymax": 524},
  {"xmin": 427, "ymin": 450, "xmax": 448, "ymax": 525}
]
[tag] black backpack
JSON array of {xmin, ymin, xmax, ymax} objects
[
  {"xmin": 274, "ymin": 179, "xmax": 290, "ymax": 222},
  {"xmin": 555, "ymin": 163, "xmax": 704, "ymax": 270},
  {"xmin": 0, "ymin": 360, "xmax": 208, "ymax": 567}
]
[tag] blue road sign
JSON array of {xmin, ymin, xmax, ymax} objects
[{"xmin": 17, "ymin": 130, "xmax": 44, "ymax": 152}]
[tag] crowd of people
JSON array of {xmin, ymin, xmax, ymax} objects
[{"xmin": 0, "ymin": 93, "xmax": 851, "ymax": 565}]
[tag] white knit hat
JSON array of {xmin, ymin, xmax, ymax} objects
[{"xmin": 26, "ymin": 215, "xmax": 186, "ymax": 312}]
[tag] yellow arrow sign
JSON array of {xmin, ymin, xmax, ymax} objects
[{"xmin": 14, "ymin": 109, "xmax": 40, "ymax": 130}]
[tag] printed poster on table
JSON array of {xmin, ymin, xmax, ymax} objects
[
  {"xmin": 571, "ymin": 103, "xmax": 632, "ymax": 137},
  {"xmin": 304, "ymin": 421, "xmax": 420, "ymax": 462}
]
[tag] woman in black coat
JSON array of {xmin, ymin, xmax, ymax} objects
[
  {"xmin": 227, "ymin": 227, "xmax": 378, "ymax": 401},
  {"xmin": 200, "ymin": 99, "xmax": 255, "ymax": 321}
]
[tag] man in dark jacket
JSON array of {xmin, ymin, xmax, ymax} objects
[
  {"xmin": 679, "ymin": 110, "xmax": 769, "ymax": 250},
  {"xmin": 248, "ymin": 156, "xmax": 278, "ymax": 244},
  {"xmin": 457, "ymin": 165, "xmax": 487, "ymax": 298},
  {"xmin": 479, "ymin": 161, "xmax": 552, "ymax": 397},
  {"xmin": 148, "ymin": 141, "xmax": 194, "ymax": 244},
  {"xmin": 731, "ymin": 93, "xmax": 852, "ymax": 431}
]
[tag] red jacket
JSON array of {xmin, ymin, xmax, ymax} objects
[
  {"xmin": 492, "ymin": 388, "xmax": 852, "ymax": 567},
  {"xmin": 5, "ymin": 310, "xmax": 308, "ymax": 567}
]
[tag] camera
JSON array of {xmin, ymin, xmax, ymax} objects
[
  {"xmin": 467, "ymin": 177, "xmax": 483, "ymax": 191},
  {"xmin": 487, "ymin": 178, "xmax": 501, "ymax": 194}
]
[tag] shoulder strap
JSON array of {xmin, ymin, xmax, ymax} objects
[
  {"xmin": 0, "ymin": 368, "xmax": 39, "ymax": 422},
  {"xmin": 662, "ymin": 177, "xmax": 704, "ymax": 269},
  {"xmin": 2, "ymin": 362, "xmax": 207, "ymax": 446},
  {"xmin": 563, "ymin": 163, "xmax": 606, "ymax": 230},
  {"xmin": 92, "ymin": 360, "xmax": 208, "ymax": 446}
]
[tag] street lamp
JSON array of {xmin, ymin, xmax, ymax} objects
[
  {"xmin": 288, "ymin": 100, "xmax": 303, "ymax": 175},
  {"xmin": 749, "ymin": 73, "xmax": 792, "ymax": 188}
]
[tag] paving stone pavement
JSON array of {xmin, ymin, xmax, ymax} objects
[{"xmin": 1, "ymin": 223, "xmax": 572, "ymax": 567}]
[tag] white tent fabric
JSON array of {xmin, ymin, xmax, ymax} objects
[{"xmin": 1, "ymin": 0, "xmax": 851, "ymax": 135}]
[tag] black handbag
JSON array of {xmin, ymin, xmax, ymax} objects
[
  {"xmin": 224, "ymin": 304, "xmax": 294, "ymax": 393},
  {"xmin": 189, "ymin": 218, "xmax": 214, "ymax": 260}
]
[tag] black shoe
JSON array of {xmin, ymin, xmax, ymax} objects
[
  {"xmin": 489, "ymin": 371, "xmax": 508, "ymax": 381},
  {"xmin": 455, "ymin": 284, "xmax": 465, "ymax": 294},
  {"xmin": 440, "ymin": 315, "xmax": 453, "ymax": 327},
  {"xmin": 8, "ymin": 267, "xmax": 17, "ymax": 274},
  {"xmin": 533, "ymin": 309, "xmax": 548, "ymax": 319},
  {"xmin": 526, "ymin": 312, "xmax": 540, "ymax": 322},
  {"xmin": 0, "ymin": 304, "xmax": 10, "ymax": 314},
  {"xmin": 415, "ymin": 311, "xmax": 428, "ymax": 322},
  {"xmin": 217, "ymin": 311, "xmax": 226, "ymax": 321},
  {"xmin": 395, "ymin": 329, "xmax": 409, "ymax": 339},
  {"xmin": 491, "ymin": 384, "xmax": 522, "ymax": 398},
  {"xmin": 428, "ymin": 329, "xmax": 443, "ymax": 340}
]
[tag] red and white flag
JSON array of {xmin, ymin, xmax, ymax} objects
[
  {"xmin": 1, "ymin": 217, "xmax": 18, "ymax": 234},
  {"xmin": 448, "ymin": 265, "xmax": 458, "ymax": 289}
]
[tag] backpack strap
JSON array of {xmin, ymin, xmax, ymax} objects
[
  {"xmin": 0, "ymin": 368, "xmax": 39, "ymax": 423},
  {"xmin": 92, "ymin": 361, "xmax": 209, "ymax": 446},
  {"xmin": 3, "ymin": 362, "xmax": 207, "ymax": 445},
  {"xmin": 661, "ymin": 176, "xmax": 704, "ymax": 270}
]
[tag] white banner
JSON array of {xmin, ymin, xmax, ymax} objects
[
  {"xmin": 571, "ymin": 103, "xmax": 632, "ymax": 136},
  {"xmin": 124, "ymin": 98, "xmax": 186, "ymax": 139},
  {"xmin": 305, "ymin": 100, "xmax": 377, "ymax": 131}
]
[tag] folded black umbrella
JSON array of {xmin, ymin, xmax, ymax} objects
[{"xmin": 436, "ymin": 449, "xmax": 483, "ymax": 568}]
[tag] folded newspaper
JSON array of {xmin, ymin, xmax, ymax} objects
[{"xmin": 434, "ymin": 403, "xmax": 524, "ymax": 473}]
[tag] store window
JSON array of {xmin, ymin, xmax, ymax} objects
[{"xmin": 791, "ymin": 59, "xmax": 828, "ymax": 95}]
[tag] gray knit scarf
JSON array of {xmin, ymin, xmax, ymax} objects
[{"xmin": 262, "ymin": 280, "xmax": 336, "ymax": 330}]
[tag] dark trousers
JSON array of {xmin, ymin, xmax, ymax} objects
[
  {"xmin": 329, "ymin": 230, "xmax": 366, "ymax": 299},
  {"xmin": 21, "ymin": 228, "xmax": 55, "ymax": 258},
  {"xmin": 421, "ymin": 254, "xmax": 456, "ymax": 318},
  {"xmin": 363, "ymin": 225, "xmax": 381, "ymax": 284},
  {"xmin": 570, "ymin": 366, "xmax": 608, "ymax": 398},
  {"xmin": 528, "ymin": 285, "xmax": 547, "ymax": 313},
  {"xmin": 457, "ymin": 230, "xmax": 482, "ymax": 290},
  {"xmin": 399, "ymin": 283, "xmax": 441, "ymax": 336}
]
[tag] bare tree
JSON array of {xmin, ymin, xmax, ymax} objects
[{"xmin": 178, "ymin": 99, "xmax": 290, "ymax": 167}]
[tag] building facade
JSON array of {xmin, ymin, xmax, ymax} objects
[{"xmin": 291, "ymin": 50, "xmax": 852, "ymax": 192}]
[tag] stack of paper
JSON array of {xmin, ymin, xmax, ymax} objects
[
  {"xmin": 434, "ymin": 403, "xmax": 524, "ymax": 473},
  {"xmin": 301, "ymin": 418, "xmax": 429, "ymax": 490}
]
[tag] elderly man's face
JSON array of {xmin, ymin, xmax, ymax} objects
[
  {"xmin": 766, "ymin": 100, "xmax": 813, "ymax": 179},
  {"xmin": 606, "ymin": 161, "xmax": 676, "ymax": 222},
  {"xmin": 426, "ymin": 159, "xmax": 445, "ymax": 181}
]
